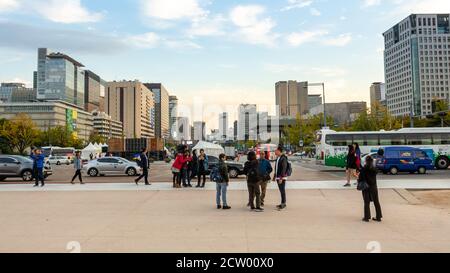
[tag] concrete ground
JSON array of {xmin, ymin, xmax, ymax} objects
[{"xmin": 0, "ymin": 185, "xmax": 450, "ymax": 253}]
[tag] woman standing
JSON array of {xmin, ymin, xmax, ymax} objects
[
  {"xmin": 182, "ymin": 150, "xmax": 193, "ymax": 187},
  {"xmin": 71, "ymin": 151, "xmax": 84, "ymax": 184},
  {"xmin": 344, "ymin": 145, "xmax": 357, "ymax": 187},
  {"xmin": 172, "ymin": 146, "xmax": 189, "ymax": 188},
  {"xmin": 359, "ymin": 156, "xmax": 383, "ymax": 222},
  {"xmin": 196, "ymin": 149, "xmax": 208, "ymax": 188},
  {"xmin": 244, "ymin": 151, "xmax": 263, "ymax": 212},
  {"xmin": 354, "ymin": 143, "xmax": 362, "ymax": 171},
  {"xmin": 190, "ymin": 150, "xmax": 198, "ymax": 181}
]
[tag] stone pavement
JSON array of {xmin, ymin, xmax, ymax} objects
[{"xmin": 0, "ymin": 186, "xmax": 449, "ymax": 253}]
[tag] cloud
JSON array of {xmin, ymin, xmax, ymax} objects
[
  {"xmin": 392, "ymin": 0, "xmax": 450, "ymax": 14},
  {"xmin": 0, "ymin": 21, "xmax": 126, "ymax": 54},
  {"xmin": 0, "ymin": 0, "xmax": 19, "ymax": 12},
  {"xmin": 129, "ymin": 32, "xmax": 202, "ymax": 49},
  {"xmin": 362, "ymin": 0, "xmax": 381, "ymax": 8},
  {"xmin": 322, "ymin": 33, "xmax": 353, "ymax": 47},
  {"xmin": 281, "ymin": 0, "xmax": 314, "ymax": 11},
  {"xmin": 286, "ymin": 30, "xmax": 328, "ymax": 46},
  {"xmin": 310, "ymin": 8, "xmax": 321, "ymax": 16},
  {"xmin": 141, "ymin": 0, "xmax": 206, "ymax": 20},
  {"xmin": 230, "ymin": 5, "xmax": 279, "ymax": 47},
  {"xmin": 263, "ymin": 63, "xmax": 348, "ymax": 78},
  {"xmin": 187, "ymin": 15, "xmax": 226, "ymax": 37}
]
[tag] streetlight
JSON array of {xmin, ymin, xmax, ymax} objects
[{"xmin": 308, "ymin": 82, "xmax": 327, "ymax": 128}]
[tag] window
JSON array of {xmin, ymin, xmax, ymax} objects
[
  {"xmin": 415, "ymin": 151, "xmax": 427, "ymax": 158},
  {"xmin": 0, "ymin": 157, "xmax": 18, "ymax": 164},
  {"xmin": 353, "ymin": 134, "xmax": 379, "ymax": 146},
  {"xmin": 325, "ymin": 135, "xmax": 353, "ymax": 146},
  {"xmin": 98, "ymin": 158, "xmax": 118, "ymax": 163},
  {"xmin": 433, "ymin": 133, "xmax": 450, "ymax": 144},
  {"xmin": 406, "ymin": 134, "xmax": 432, "ymax": 145},
  {"xmin": 380, "ymin": 134, "xmax": 406, "ymax": 145}
]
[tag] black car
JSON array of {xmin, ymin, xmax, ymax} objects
[{"xmin": 205, "ymin": 156, "xmax": 245, "ymax": 179}]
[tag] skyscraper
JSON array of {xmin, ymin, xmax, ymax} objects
[
  {"xmin": 145, "ymin": 83, "xmax": 170, "ymax": 139},
  {"xmin": 104, "ymin": 80, "xmax": 155, "ymax": 138},
  {"xmin": 193, "ymin": 121, "xmax": 206, "ymax": 141},
  {"xmin": 275, "ymin": 81, "xmax": 309, "ymax": 118},
  {"xmin": 36, "ymin": 48, "xmax": 86, "ymax": 109},
  {"xmin": 169, "ymin": 95, "xmax": 178, "ymax": 138},
  {"xmin": 174, "ymin": 117, "xmax": 190, "ymax": 141},
  {"xmin": 238, "ymin": 104, "xmax": 257, "ymax": 141},
  {"xmin": 84, "ymin": 70, "xmax": 106, "ymax": 113},
  {"xmin": 219, "ymin": 112, "xmax": 228, "ymax": 141},
  {"xmin": 370, "ymin": 82, "xmax": 386, "ymax": 111},
  {"xmin": 383, "ymin": 14, "xmax": 450, "ymax": 117},
  {"xmin": 308, "ymin": 94, "xmax": 322, "ymax": 112}
]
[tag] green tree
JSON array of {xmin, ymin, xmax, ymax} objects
[
  {"xmin": 0, "ymin": 114, "xmax": 39, "ymax": 154},
  {"xmin": 89, "ymin": 132, "xmax": 106, "ymax": 145}
]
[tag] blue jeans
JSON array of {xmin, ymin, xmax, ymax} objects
[{"xmin": 216, "ymin": 183, "xmax": 228, "ymax": 206}]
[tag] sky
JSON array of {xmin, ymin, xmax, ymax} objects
[{"xmin": 1, "ymin": 0, "xmax": 450, "ymax": 129}]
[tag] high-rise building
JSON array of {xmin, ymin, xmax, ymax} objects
[
  {"xmin": 104, "ymin": 80, "xmax": 155, "ymax": 138},
  {"xmin": 173, "ymin": 117, "xmax": 190, "ymax": 141},
  {"xmin": 309, "ymin": 102, "xmax": 367, "ymax": 125},
  {"xmin": 0, "ymin": 83, "xmax": 36, "ymax": 103},
  {"xmin": 275, "ymin": 81, "xmax": 309, "ymax": 118},
  {"xmin": 370, "ymin": 82, "xmax": 386, "ymax": 111},
  {"xmin": 36, "ymin": 48, "xmax": 86, "ymax": 109},
  {"xmin": 238, "ymin": 104, "xmax": 257, "ymax": 141},
  {"xmin": 33, "ymin": 71, "xmax": 37, "ymax": 89},
  {"xmin": 193, "ymin": 121, "xmax": 206, "ymax": 141},
  {"xmin": 308, "ymin": 94, "xmax": 322, "ymax": 111},
  {"xmin": 92, "ymin": 110, "xmax": 123, "ymax": 139},
  {"xmin": 84, "ymin": 70, "xmax": 106, "ymax": 113},
  {"xmin": 384, "ymin": 14, "xmax": 450, "ymax": 117},
  {"xmin": 145, "ymin": 83, "xmax": 170, "ymax": 139},
  {"xmin": 169, "ymin": 95, "xmax": 178, "ymax": 138},
  {"xmin": 219, "ymin": 112, "xmax": 228, "ymax": 141},
  {"xmin": 233, "ymin": 120, "xmax": 238, "ymax": 141}
]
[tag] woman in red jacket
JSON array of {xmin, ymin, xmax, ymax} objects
[{"xmin": 172, "ymin": 150, "xmax": 191, "ymax": 188}]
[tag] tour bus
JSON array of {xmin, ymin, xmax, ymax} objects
[
  {"xmin": 42, "ymin": 147, "xmax": 76, "ymax": 159},
  {"xmin": 315, "ymin": 127, "xmax": 450, "ymax": 170}
]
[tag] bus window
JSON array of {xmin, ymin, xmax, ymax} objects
[
  {"xmin": 325, "ymin": 134, "xmax": 353, "ymax": 146},
  {"xmin": 356, "ymin": 134, "xmax": 379, "ymax": 146},
  {"xmin": 433, "ymin": 133, "xmax": 450, "ymax": 145},
  {"xmin": 380, "ymin": 134, "xmax": 405, "ymax": 145},
  {"xmin": 406, "ymin": 134, "xmax": 432, "ymax": 145}
]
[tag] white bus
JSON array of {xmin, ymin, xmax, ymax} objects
[{"xmin": 315, "ymin": 127, "xmax": 450, "ymax": 170}]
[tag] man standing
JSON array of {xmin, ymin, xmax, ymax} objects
[
  {"xmin": 31, "ymin": 149, "xmax": 45, "ymax": 187},
  {"xmin": 259, "ymin": 151, "xmax": 273, "ymax": 207},
  {"xmin": 244, "ymin": 151, "xmax": 263, "ymax": 212},
  {"xmin": 273, "ymin": 146, "xmax": 288, "ymax": 210},
  {"xmin": 216, "ymin": 154, "xmax": 231, "ymax": 210},
  {"xmin": 135, "ymin": 147, "xmax": 150, "ymax": 185}
]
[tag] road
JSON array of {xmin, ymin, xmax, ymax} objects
[{"xmin": 1, "ymin": 160, "xmax": 449, "ymax": 184}]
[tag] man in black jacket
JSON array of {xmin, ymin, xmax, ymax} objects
[
  {"xmin": 359, "ymin": 156, "xmax": 382, "ymax": 222},
  {"xmin": 273, "ymin": 146, "xmax": 288, "ymax": 210},
  {"xmin": 135, "ymin": 147, "xmax": 150, "ymax": 185}
]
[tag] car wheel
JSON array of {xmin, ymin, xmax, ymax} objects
[
  {"xmin": 389, "ymin": 167, "xmax": 399, "ymax": 175},
  {"xmin": 0, "ymin": 177, "xmax": 6, "ymax": 182},
  {"xmin": 228, "ymin": 168, "xmax": 239, "ymax": 179},
  {"xmin": 435, "ymin": 156, "xmax": 450, "ymax": 170},
  {"xmin": 126, "ymin": 167, "xmax": 137, "ymax": 176},
  {"xmin": 88, "ymin": 168, "xmax": 99, "ymax": 177},
  {"xmin": 66, "ymin": 161, "xmax": 70, "ymax": 165},
  {"xmin": 56, "ymin": 161, "xmax": 61, "ymax": 165},
  {"xmin": 22, "ymin": 170, "xmax": 33, "ymax": 181},
  {"xmin": 418, "ymin": 167, "xmax": 427, "ymax": 175}
]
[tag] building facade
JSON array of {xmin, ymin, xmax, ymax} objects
[
  {"xmin": 238, "ymin": 104, "xmax": 257, "ymax": 141},
  {"xmin": 145, "ymin": 83, "xmax": 170, "ymax": 139},
  {"xmin": 275, "ymin": 81, "xmax": 309, "ymax": 118},
  {"xmin": 36, "ymin": 48, "xmax": 86, "ymax": 109},
  {"xmin": 193, "ymin": 121, "xmax": 206, "ymax": 141},
  {"xmin": 370, "ymin": 82, "xmax": 386, "ymax": 111},
  {"xmin": 0, "ymin": 83, "xmax": 36, "ymax": 103},
  {"xmin": 84, "ymin": 70, "xmax": 106, "ymax": 113},
  {"xmin": 105, "ymin": 81, "xmax": 155, "ymax": 139},
  {"xmin": 0, "ymin": 101, "xmax": 93, "ymax": 142},
  {"xmin": 308, "ymin": 94, "xmax": 322, "ymax": 111},
  {"xmin": 219, "ymin": 112, "xmax": 228, "ymax": 141},
  {"xmin": 173, "ymin": 117, "xmax": 190, "ymax": 141},
  {"xmin": 92, "ymin": 110, "xmax": 123, "ymax": 139},
  {"xmin": 309, "ymin": 102, "xmax": 367, "ymax": 125},
  {"xmin": 169, "ymin": 95, "xmax": 178, "ymax": 138},
  {"xmin": 383, "ymin": 14, "xmax": 450, "ymax": 117}
]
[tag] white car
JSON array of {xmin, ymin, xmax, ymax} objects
[
  {"xmin": 48, "ymin": 156, "xmax": 71, "ymax": 165},
  {"xmin": 83, "ymin": 157, "xmax": 141, "ymax": 177}
]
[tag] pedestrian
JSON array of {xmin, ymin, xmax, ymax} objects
[
  {"xmin": 30, "ymin": 147, "xmax": 37, "ymax": 181},
  {"xmin": 216, "ymin": 154, "xmax": 231, "ymax": 210},
  {"xmin": 344, "ymin": 145, "xmax": 357, "ymax": 187},
  {"xmin": 71, "ymin": 151, "xmax": 84, "ymax": 184},
  {"xmin": 172, "ymin": 146, "xmax": 189, "ymax": 188},
  {"xmin": 359, "ymin": 156, "xmax": 383, "ymax": 222},
  {"xmin": 196, "ymin": 149, "xmax": 209, "ymax": 188},
  {"xmin": 190, "ymin": 149, "xmax": 198, "ymax": 181},
  {"xmin": 31, "ymin": 149, "xmax": 45, "ymax": 187},
  {"xmin": 259, "ymin": 151, "xmax": 273, "ymax": 207},
  {"xmin": 354, "ymin": 142, "xmax": 362, "ymax": 171},
  {"xmin": 244, "ymin": 151, "xmax": 263, "ymax": 212},
  {"xmin": 273, "ymin": 146, "xmax": 288, "ymax": 210},
  {"xmin": 135, "ymin": 147, "xmax": 150, "ymax": 185},
  {"xmin": 182, "ymin": 150, "xmax": 193, "ymax": 187}
]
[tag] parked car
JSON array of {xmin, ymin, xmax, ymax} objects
[
  {"xmin": 204, "ymin": 156, "xmax": 245, "ymax": 179},
  {"xmin": 48, "ymin": 155, "xmax": 71, "ymax": 165},
  {"xmin": 0, "ymin": 155, "xmax": 53, "ymax": 182},
  {"xmin": 361, "ymin": 152, "xmax": 380, "ymax": 167},
  {"xmin": 376, "ymin": 147, "xmax": 435, "ymax": 175},
  {"xmin": 290, "ymin": 152, "xmax": 306, "ymax": 161},
  {"xmin": 83, "ymin": 157, "xmax": 141, "ymax": 177}
]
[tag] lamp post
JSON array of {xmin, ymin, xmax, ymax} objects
[{"xmin": 308, "ymin": 82, "xmax": 327, "ymax": 128}]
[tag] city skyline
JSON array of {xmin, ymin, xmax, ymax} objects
[{"xmin": 2, "ymin": 1, "xmax": 449, "ymax": 110}]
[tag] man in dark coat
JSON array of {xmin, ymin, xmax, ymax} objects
[
  {"xmin": 359, "ymin": 156, "xmax": 382, "ymax": 222},
  {"xmin": 135, "ymin": 147, "xmax": 150, "ymax": 185}
]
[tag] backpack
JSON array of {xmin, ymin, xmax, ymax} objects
[
  {"xmin": 285, "ymin": 156, "xmax": 293, "ymax": 177},
  {"xmin": 210, "ymin": 166, "xmax": 223, "ymax": 183},
  {"xmin": 247, "ymin": 161, "xmax": 263, "ymax": 183}
]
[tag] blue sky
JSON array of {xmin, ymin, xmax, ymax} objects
[{"xmin": 1, "ymin": 0, "xmax": 449, "ymax": 122}]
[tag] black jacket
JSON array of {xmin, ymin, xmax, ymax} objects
[
  {"xmin": 244, "ymin": 160, "xmax": 259, "ymax": 184},
  {"xmin": 359, "ymin": 165, "xmax": 379, "ymax": 202},
  {"xmin": 274, "ymin": 155, "xmax": 288, "ymax": 180},
  {"xmin": 346, "ymin": 152, "xmax": 357, "ymax": 169},
  {"xmin": 140, "ymin": 153, "xmax": 149, "ymax": 170}
]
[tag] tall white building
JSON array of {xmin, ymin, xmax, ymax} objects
[
  {"xmin": 238, "ymin": 104, "xmax": 257, "ymax": 141},
  {"xmin": 173, "ymin": 117, "xmax": 190, "ymax": 141},
  {"xmin": 193, "ymin": 121, "xmax": 206, "ymax": 141},
  {"xmin": 384, "ymin": 14, "xmax": 450, "ymax": 117},
  {"xmin": 219, "ymin": 112, "xmax": 228, "ymax": 141}
]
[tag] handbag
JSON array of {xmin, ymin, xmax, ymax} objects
[
  {"xmin": 357, "ymin": 180, "xmax": 369, "ymax": 191},
  {"xmin": 171, "ymin": 167, "xmax": 180, "ymax": 173}
]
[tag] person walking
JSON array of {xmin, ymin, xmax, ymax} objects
[
  {"xmin": 359, "ymin": 156, "xmax": 383, "ymax": 222},
  {"xmin": 244, "ymin": 151, "xmax": 263, "ymax": 212},
  {"xmin": 31, "ymin": 149, "xmax": 45, "ymax": 187},
  {"xmin": 273, "ymin": 146, "xmax": 288, "ymax": 210},
  {"xmin": 135, "ymin": 147, "xmax": 150, "ymax": 185},
  {"xmin": 196, "ymin": 149, "xmax": 209, "ymax": 188},
  {"xmin": 216, "ymin": 154, "xmax": 231, "ymax": 210},
  {"xmin": 259, "ymin": 151, "xmax": 273, "ymax": 207},
  {"xmin": 344, "ymin": 145, "xmax": 357, "ymax": 187},
  {"xmin": 71, "ymin": 151, "xmax": 84, "ymax": 184}
]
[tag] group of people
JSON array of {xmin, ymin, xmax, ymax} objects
[
  {"xmin": 344, "ymin": 143, "xmax": 383, "ymax": 222},
  {"xmin": 171, "ymin": 147, "xmax": 209, "ymax": 188}
]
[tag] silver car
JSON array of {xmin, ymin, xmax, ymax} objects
[
  {"xmin": 83, "ymin": 157, "xmax": 141, "ymax": 177},
  {"xmin": 0, "ymin": 155, "xmax": 53, "ymax": 182}
]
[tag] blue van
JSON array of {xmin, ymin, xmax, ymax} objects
[{"xmin": 376, "ymin": 147, "xmax": 435, "ymax": 175}]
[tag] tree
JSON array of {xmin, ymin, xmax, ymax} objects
[
  {"xmin": 352, "ymin": 103, "xmax": 401, "ymax": 131},
  {"xmin": 0, "ymin": 114, "xmax": 39, "ymax": 154},
  {"xmin": 89, "ymin": 132, "xmax": 106, "ymax": 145}
]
